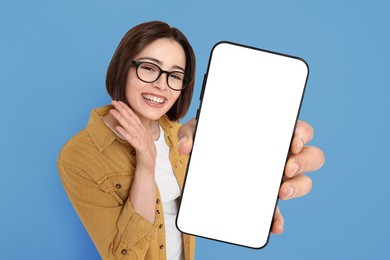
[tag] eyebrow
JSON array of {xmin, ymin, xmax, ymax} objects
[{"xmin": 137, "ymin": 56, "xmax": 185, "ymax": 72}]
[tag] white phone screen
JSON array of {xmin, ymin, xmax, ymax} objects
[{"xmin": 177, "ymin": 42, "xmax": 309, "ymax": 249}]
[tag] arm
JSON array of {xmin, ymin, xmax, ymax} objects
[
  {"xmin": 58, "ymin": 160, "xmax": 156, "ymax": 259},
  {"xmin": 58, "ymin": 101, "xmax": 160, "ymax": 259},
  {"xmin": 109, "ymin": 100, "xmax": 158, "ymax": 224}
]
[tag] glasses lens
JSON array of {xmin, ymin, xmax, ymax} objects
[
  {"xmin": 168, "ymin": 72, "xmax": 186, "ymax": 90},
  {"xmin": 137, "ymin": 63, "xmax": 160, "ymax": 82},
  {"xmin": 135, "ymin": 61, "xmax": 187, "ymax": 90}
]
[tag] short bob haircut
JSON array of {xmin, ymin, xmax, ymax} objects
[{"xmin": 106, "ymin": 21, "xmax": 196, "ymax": 121}]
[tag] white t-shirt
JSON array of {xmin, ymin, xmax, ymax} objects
[{"xmin": 154, "ymin": 125, "xmax": 184, "ymax": 260}]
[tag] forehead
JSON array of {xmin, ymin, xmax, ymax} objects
[{"xmin": 134, "ymin": 38, "xmax": 186, "ymax": 69}]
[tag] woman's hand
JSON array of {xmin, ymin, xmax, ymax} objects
[
  {"xmin": 177, "ymin": 119, "xmax": 325, "ymax": 234},
  {"xmin": 177, "ymin": 118, "xmax": 197, "ymax": 155},
  {"xmin": 271, "ymin": 120, "xmax": 325, "ymax": 233},
  {"xmin": 110, "ymin": 100, "xmax": 157, "ymax": 172}
]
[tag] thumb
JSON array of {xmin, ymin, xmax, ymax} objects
[
  {"xmin": 178, "ymin": 135, "xmax": 192, "ymax": 155},
  {"xmin": 177, "ymin": 118, "xmax": 196, "ymax": 155}
]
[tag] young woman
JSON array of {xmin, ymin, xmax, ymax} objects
[{"xmin": 58, "ymin": 21, "xmax": 324, "ymax": 260}]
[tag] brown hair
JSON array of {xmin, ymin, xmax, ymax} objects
[{"xmin": 106, "ymin": 21, "xmax": 196, "ymax": 121}]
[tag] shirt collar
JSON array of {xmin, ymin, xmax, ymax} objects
[
  {"xmin": 87, "ymin": 105, "xmax": 175, "ymax": 152},
  {"xmin": 87, "ymin": 105, "xmax": 125, "ymax": 152}
]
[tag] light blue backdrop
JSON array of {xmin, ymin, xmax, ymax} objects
[{"xmin": 1, "ymin": 0, "xmax": 389, "ymax": 259}]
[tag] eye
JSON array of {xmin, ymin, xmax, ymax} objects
[
  {"xmin": 170, "ymin": 72, "xmax": 184, "ymax": 81},
  {"xmin": 139, "ymin": 63, "xmax": 158, "ymax": 73}
]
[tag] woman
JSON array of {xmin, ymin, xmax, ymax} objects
[{"xmin": 58, "ymin": 21, "xmax": 324, "ymax": 260}]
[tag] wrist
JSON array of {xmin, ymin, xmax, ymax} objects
[{"xmin": 135, "ymin": 163, "xmax": 155, "ymax": 176}]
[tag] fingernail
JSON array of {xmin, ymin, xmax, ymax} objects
[
  {"xmin": 178, "ymin": 136, "xmax": 187, "ymax": 145},
  {"xmin": 298, "ymin": 138, "xmax": 303, "ymax": 150},
  {"xmin": 286, "ymin": 186, "xmax": 295, "ymax": 198},
  {"xmin": 291, "ymin": 161, "xmax": 299, "ymax": 175}
]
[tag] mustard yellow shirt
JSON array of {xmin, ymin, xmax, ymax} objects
[{"xmin": 57, "ymin": 105, "xmax": 195, "ymax": 260}]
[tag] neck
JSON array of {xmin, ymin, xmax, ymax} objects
[{"xmin": 139, "ymin": 116, "xmax": 155, "ymax": 132}]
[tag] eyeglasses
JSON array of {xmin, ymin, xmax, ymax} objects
[{"xmin": 131, "ymin": 60, "xmax": 189, "ymax": 91}]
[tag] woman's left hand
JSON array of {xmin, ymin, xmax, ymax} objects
[
  {"xmin": 271, "ymin": 120, "xmax": 325, "ymax": 233},
  {"xmin": 177, "ymin": 119, "xmax": 325, "ymax": 234}
]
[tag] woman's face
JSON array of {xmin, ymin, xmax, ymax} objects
[{"xmin": 125, "ymin": 38, "xmax": 186, "ymax": 121}]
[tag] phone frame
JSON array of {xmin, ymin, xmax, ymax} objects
[{"xmin": 177, "ymin": 41, "xmax": 309, "ymax": 249}]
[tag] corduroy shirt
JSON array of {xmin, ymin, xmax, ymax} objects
[{"xmin": 57, "ymin": 105, "xmax": 195, "ymax": 260}]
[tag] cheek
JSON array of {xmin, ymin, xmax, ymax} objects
[
  {"xmin": 125, "ymin": 76, "xmax": 143, "ymax": 97},
  {"xmin": 170, "ymin": 91, "xmax": 182, "ymax": 105},
  {"xmin": 125, "ymin": 69, "xmax": 140, "ymax": 90}
]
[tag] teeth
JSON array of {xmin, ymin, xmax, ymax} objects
[{"xmin": 142, "ymin": 94, "xmax": 164, "ymax": 104}]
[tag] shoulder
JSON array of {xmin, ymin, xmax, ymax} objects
[
  {"xmin": 57, "ymin": 128, "xmax": 100, "ymax": 178},
  {"xmin": 57, "ymin": 105, "xmax": 135, "ymax": 182},
  {"xmin": 57, "ymin": 105, "xmax": 106, "ymax": 171},
  {"xmin": 58, "ymin": 128, "xmax": 93, "ymax": 162}
]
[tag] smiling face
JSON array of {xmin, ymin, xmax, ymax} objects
[{"xmin": 125, "ymin": 38, "xmax": 186, "ymax": 122}]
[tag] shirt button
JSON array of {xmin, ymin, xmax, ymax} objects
[
  {"xmin": 115, "ymin": 184, "xmax": 121, "ymax": 189},
  {"xmin": 160, "ymin": 245, "xmax": 164, "ymax": 249},
  {"xmin": 131, "ymin": 150, "xmax": 136, "ymax": 156},
  {"xmin": 121, "ymin": 249, "xmax": 127, "ymax": 255},
  {"xmin": 156, "ymin": 209, "xmax": 160, "ymax": 214},
  {"xmin": 159, "ymin": 224, "xmax": 163, "ymax": 229},
  {"xmin": 156, "ymin": 199, "xmax": 160, "ymax": 204}
]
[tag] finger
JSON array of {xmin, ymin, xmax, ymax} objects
[
  {"xmin": 271, "ymin": 206, "xmax": 284, "ymax": 234},
  {"xmin": 111, "ymin": 100, "xmax": 138, "ymax": 125},
  {"xmin": 114, "ymin": 125, "xmax": 142, "ymax": 147},
  {"xmin": 116, "ymin": 100, "xmax": 143, "ymax": 126},
  {"xmin": 284, "ymin": 146, "xmax": 325, "ymax": 178},
  {"xmin": 110, "ymin": 101, "xmax": 143, "ymax": 133},
  {"xmin": 177, "ymin": 118, "xmax": 196, "ymax": 155},
  {"xmin": 178, "ymin": 118, "xmax": 196, "ymax": 140},
  {"xmin": 109, "ymin": 108, "xmax": 137, "ymax": 132},
  {"xmin": 279, "ymin": 174, "xmax": 313, "ymax": 200},
  {"xmin": 290, "ymin": 120, "xmax": 314, "ymax": 154},
  {"xmin": 109, "ymin": 103, "xmax": 148, "ymax": 148}
]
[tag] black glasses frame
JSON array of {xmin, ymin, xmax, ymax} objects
[{"xmin": 131, "ymin": 60, "xmax": 189, "ymax": 91}]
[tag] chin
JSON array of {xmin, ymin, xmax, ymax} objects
[{"xmin": 142, "ymin": 110, "xmax": 167, "ymax": 121}]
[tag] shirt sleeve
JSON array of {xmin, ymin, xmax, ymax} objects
[{"xmin": 58, "ymin": 159, "xmax": 157, "ymax": 259}]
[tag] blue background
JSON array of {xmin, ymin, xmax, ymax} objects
[{"xmin": 1, "ymin": 0, "xmax": 389, "ymax": 259}]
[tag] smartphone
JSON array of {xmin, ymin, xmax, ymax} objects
[{"xmin": 176, "ymin": 41, "xmax": 309, "ymax": 249}]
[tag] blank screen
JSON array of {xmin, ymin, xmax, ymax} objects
[{"xmin": 177, "ymin": 42, "xmax": 309, "ymax": 249}]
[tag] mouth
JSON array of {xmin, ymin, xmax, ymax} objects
[{"xmin": 142, "ymin": 93, "xmax": 166, "ymax": 105}]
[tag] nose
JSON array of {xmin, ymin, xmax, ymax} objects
[{"xmin": 152, "ymin": 71, "xmax": 170, "ymax": 90}]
